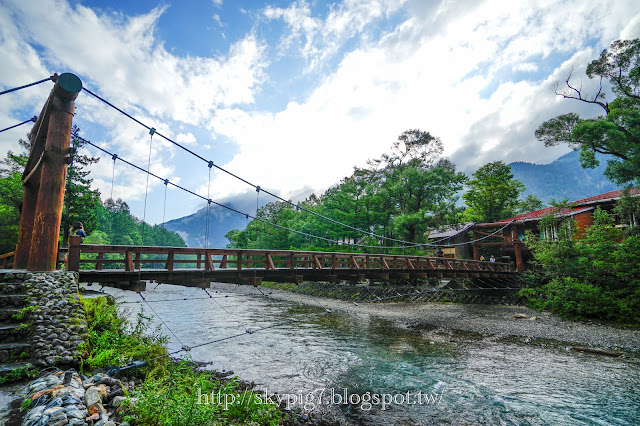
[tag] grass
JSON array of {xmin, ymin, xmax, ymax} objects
[
  {"xmin": 124, "ymin": 358, "xmax": 284, "ymax": 426},
  {"xmin": 80, "ymin": 296, "xmax": 168, "ymax": 376},
  {"xmin": 81, "ymin": 296, "xmax": 288, "ymax": 425}
]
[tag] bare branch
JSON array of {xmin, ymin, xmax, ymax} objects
[{"xmin": 554, "ymin": 68, "xmax": 610, "ymax": 113}]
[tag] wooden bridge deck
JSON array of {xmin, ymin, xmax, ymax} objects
[{"xmin": 58, "ymin": 241, "xmax": 516, "ymax": 290}]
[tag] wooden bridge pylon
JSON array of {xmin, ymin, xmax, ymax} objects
[{"xmin": 14, "ymin": 73, "xmax": 83, "ymax": 271}]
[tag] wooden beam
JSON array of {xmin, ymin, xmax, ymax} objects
[
  {"xmin": 205, "ymin": 254, "xmax": 214, "ymax": 271},
  {"xmin": 266, "ymin": 254, "xmax": 276, "ymax": 270},
  {"xmin": 125, "ymin": 250, "xmax": 134, "ymax": 272},
  {"xmin": 67, "ymin": 235, "xmax": 81, "ymax": 272},
  {"xmin": 381, "ymin": 256, "xmax": 390, "ymax": 269},
  {"xmin": 512, "ymin": 227, "xmax": 525, "ymax": 273},
  {"xmin": 27, "ymin": 73, "xmax": 82, "ymax": 271},
  {"xmin": 165, "ymin": 250, "xmax": 174, "ymax": 271}
]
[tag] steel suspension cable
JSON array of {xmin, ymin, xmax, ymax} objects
[
  {"xmin": 141, "ymin": 129, "xmax": 155, "ymax": 247},
  {"xmin": 0, "ymin": 77, "xmax": 52, "ymax": 96},
  {"xmin": 161, "ymin": 179, "xmax": 168, "ymax": 246},
  {"xmin": 138, "ymin": 293, "xmax": 185, "ymax": 347},
  {"xmin": 81, "ymin": 86, "xmax": 463, "ymax": 248},
  {"xmin": 78, "ymin": 135, "xmax": 515, "ymax": 250},
  {"xmin": 0, "ymin": 117, "xmax": 37, "ymax": 134},
  {"xmin": 110, "ymin": 154, "xmax": 117, "ymax": 201},
  {"xmin": 205, "ymin": 164, "xmax": 212, "ymax": 249}
]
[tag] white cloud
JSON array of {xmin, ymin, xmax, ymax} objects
[
  {"xmin": 263, "ymin": 0, "xmax": 407, "ymax": 71},
  {"xmin": 208, "ymin": 0, "xmax": 640, "ymax": 201},
  {"xmin": 176, "ymin": 132, "xmax": 197, "ymax": 144},
  {"xmin": 2, "ymin": 0, "xmax": 640, "ymax": 224}
]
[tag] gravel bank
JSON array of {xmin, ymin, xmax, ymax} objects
[{"xmin": 261, "ymin": 288, "xmax": 640, "ymax": 356}]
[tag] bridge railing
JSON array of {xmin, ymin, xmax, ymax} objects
[
  {"xmin": 0, "ymin": 251, "xmax": 15, "ymax": 269},
  {"xmin": 62, "ymin": 238, "xmax": 513, "ymax": 274}
]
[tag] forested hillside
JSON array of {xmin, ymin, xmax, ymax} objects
[{"xmin": 509, "ymin": 151, "xmax": 621, "ymax": 203}]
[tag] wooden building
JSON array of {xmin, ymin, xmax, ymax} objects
[{"xmin": 470, "ymin": 188, "xmax": 639, "ymax": 272}]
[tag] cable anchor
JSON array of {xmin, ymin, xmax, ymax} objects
[{"xmin": 149, "ymin": 127, "xmax": 156, "ymax": 136}]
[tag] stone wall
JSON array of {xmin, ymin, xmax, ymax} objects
[
  {"xmin": 25, "ymin": 272, "xmax": 89, "ymax": 367},
  {"xmin": 0, "ymin": 271, "xmax": 89, "ymax": 374},
  {"xmin": 257, "ymin": 280, "xmax": 523, "ymax": 305}
]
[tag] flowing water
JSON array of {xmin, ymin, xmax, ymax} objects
[{"xmin": 86, "ymin": 282, "xmax": 640, "ymax": 425}]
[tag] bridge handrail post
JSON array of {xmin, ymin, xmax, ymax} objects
[{"xmin": 67, "ymin": 235, "xmax": 81, "ymax": 272}]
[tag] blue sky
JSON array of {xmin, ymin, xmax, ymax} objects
[{"xmin": 1, "ymin": 0, "xmax": 640, "ymax": 226}]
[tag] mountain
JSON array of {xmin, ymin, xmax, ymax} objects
[
  {"xmin": 162, "ymin": 203, "xmax": 249, "ymax": 248},
  {"xmin": 509, "ymin": 150, "xmax": 621, "ymax": 203}
]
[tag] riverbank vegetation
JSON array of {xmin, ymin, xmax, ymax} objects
[
  {"xmin": 80, "ymin": 296, "xmax": 285, "ymax": 425},
  {"xmin": 520, "ymin": 208, "xmax": 640, "ymax": 325}
]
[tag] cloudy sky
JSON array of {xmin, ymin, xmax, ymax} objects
[{"xmin": 1, "ymin": 0, "xmax": 640, "ymax": 225}]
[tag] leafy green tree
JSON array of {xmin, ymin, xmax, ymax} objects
[
  {"xmin": 516, "ymin": 194, "xmax": 546, "ymax": 215},
  {"xmin": 613, "ymin": 188, "xmax": 640, "ymax": 233},
  {"xmin": 462, "ymin": 161, "xmax": 525, "ymax": 223},
  {"xmin": 62, "ymin": 126, "xmax": 101, "ymax": 246},
  {"xmin": 0, "ymin": 140, "xmax": 30, "ymax": 253},
  {"xmin": 226, "ymin": 129, "xmax": 467, "ymax": 251},
  {"xmin": 535, "ymin": 39, "xmax": 640, "ymax": 186},
  {"xmin": 521, "ymin": 208, "xmax": 640, "ymax": 324}
]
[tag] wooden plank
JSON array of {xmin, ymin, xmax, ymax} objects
[
  {"xmin": 406, "ymin": 258, "xmax": 415, "ymax": 269},
  {"xmin": 237, "ymin": 252, "xmax": 242, "ymax": 270},
  {"xmin": 135, "ymin": 252, "xmax": 141, "ymax": 270}
]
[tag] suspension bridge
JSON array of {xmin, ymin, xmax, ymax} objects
[{"xmin": 1, "ymin": 73, "xmax": 520, "ymax": 291}]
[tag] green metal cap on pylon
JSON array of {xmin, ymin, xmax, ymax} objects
[{"xmin": 53, "ymin": 73, "xmax": 82, "ymax": 101}]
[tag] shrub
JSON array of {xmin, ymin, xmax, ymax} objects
[{"xmin": 81, "ymin": 296, "xmax": 168, "ymax": 374}]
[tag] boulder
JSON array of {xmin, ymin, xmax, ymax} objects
[{"xmin": 85, "ymin": 386, "xmax": 103, "ymax": 407}]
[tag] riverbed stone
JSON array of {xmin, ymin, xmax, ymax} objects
[
  {"xmin": 85, "ymin": 386, "xmax": 103, "ymax": 407},
  {"xmin": 111, "ymin": 396, "xmax": 126, "ymax": 407}
]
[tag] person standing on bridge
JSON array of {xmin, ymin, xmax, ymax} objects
[
  {"xmin": 64, "ymin": 222, "xmax": 86, "ymax": 270},
  {"xmin": 70, "ymin": 222, "xmax": 86, "ymax": 242},
  {"xmin": 490, "ymin": 255, "xmax": 496, "ymax": 262},
  {"xmin": 436, "ymin": 247, "xmax": 444, "ymax": 265}
]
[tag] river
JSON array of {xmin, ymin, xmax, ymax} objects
[{"xmin": 85, "ymin": 282, "xmax": 640, "ymax": 425}]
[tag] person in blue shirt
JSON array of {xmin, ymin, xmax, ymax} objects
[{"xmin": 70, "ymin": 222, "xmax": 86, "ymax": 242}]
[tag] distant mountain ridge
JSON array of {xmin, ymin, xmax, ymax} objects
[
  {"xmin": 509, "ymin": 150, "xmax": 621, "ymax": 204},
  {"xmin": 164, "ymin": 150, "xmax": 621, "ymax": 247},
  {"xmin": 162, "ymin": 203, "xmax": 248, "ymax": 248}
]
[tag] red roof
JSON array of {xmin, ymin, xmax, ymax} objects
[
  {"xmin": 571, "ymin": 188, "xmax": 640, "ymax": 206},
  {"xmin": 497, "ymin": 188, "xmax": 639, "ymax": 223}
]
